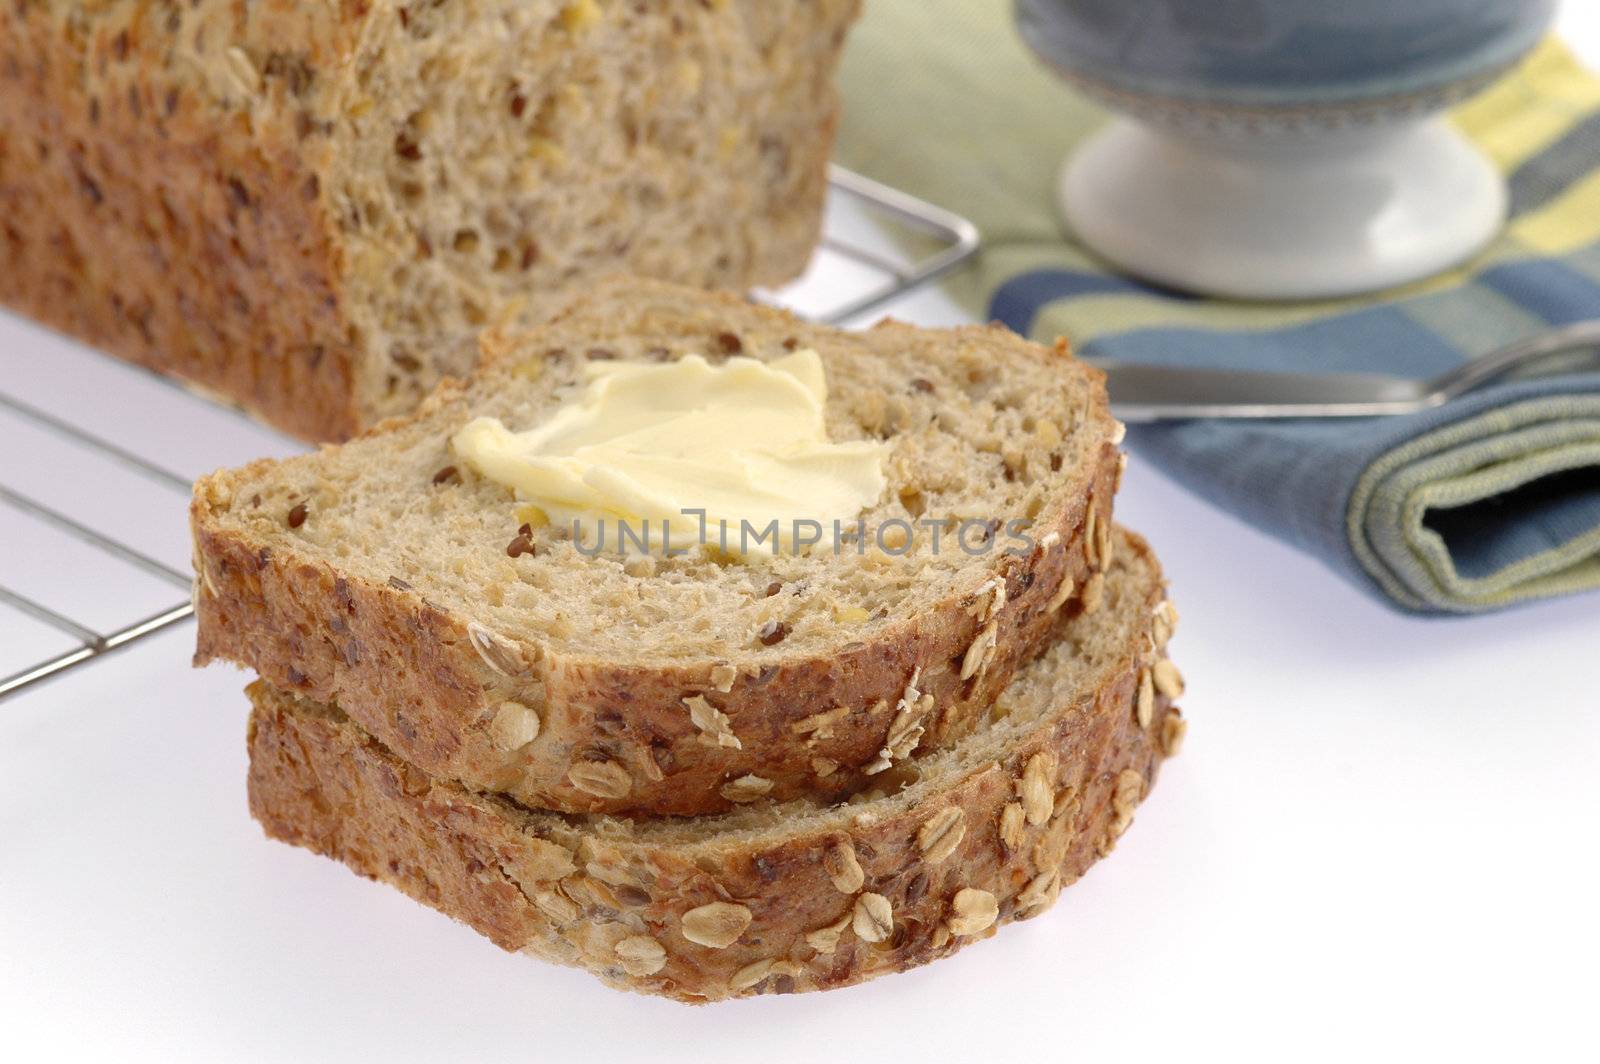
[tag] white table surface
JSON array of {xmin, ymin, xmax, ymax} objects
[{"xmin": 4, "ymin": 9, "xmax": 1599, "ymax": 1063}]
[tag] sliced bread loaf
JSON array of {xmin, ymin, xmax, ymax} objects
[
  {"xmin": 195, "ymin": 280, "xmax": 1125, "ymax": 816},
  {"xmin": 247, "ymin": 528, "xmax": 1184, "ymax": 1003},
  {"xmin": 0, "ymin": 0, "xmax": 857, "ymax": 440}
]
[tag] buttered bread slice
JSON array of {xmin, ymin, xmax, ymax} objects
[
  {"xmin": 195, "ymin": 279, "xmax": 1123, "ymax": 815},
  {"xmin": 247, "ymin": 529, "xmax": 1184, "ymax": 1003}
]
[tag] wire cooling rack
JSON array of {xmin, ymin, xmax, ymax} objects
[{"xmin": 0, "ymin": 166, "xmax": 980, "ymax": 700}]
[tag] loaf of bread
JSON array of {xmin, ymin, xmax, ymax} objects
[
  {"xmin": 193, "ymin": 280, "xmax": 1124, "ymax": 816},
  {"xmin": 247, "ymin": 528, "xmax": 1184, "ymax": 1003},
  {"xmin": 0, "ymin": 1, "xmax": 858, "ymax": 440}
]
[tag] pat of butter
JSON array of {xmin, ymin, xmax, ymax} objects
[{"xmin": 452, "ymin": 349, "xmax": 889, "ymax": 555}]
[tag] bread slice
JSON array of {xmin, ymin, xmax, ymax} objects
[
  {"xmin": 0, "ymin": 1, "xmax": 858, "ymax": 440},
  {"xmin": 247, "ymin": 528, "xmax": 1184, "ymax": 1003},
  {"xmin": 194, "ymin": 280, "xmax": 1124, "ymax": 816}
]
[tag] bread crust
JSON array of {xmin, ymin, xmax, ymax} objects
[
  {"xmin": 245, "ymin": 533, "xmax": 1182, "ymax": 1003},
  {"xmin": 0, "ymin": 1, "xmax": 851, "ymax": 441},
  {"xmin": 193, "ymin": 284, "xmax": 1124, "ymax": 816}
]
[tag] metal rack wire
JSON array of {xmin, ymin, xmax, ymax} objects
[{"xmin": 0, "ymin": 166, "xmax": 980, "ymax": 700}]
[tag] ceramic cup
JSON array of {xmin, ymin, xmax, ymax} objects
[{"xmin": 1017, "ymin": 0, "xmax": 1558, "ymax": 300}]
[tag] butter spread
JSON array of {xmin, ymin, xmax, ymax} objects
[{"xmin": 451, "ymin": 350, "xmax": 889, "ymax": 555}]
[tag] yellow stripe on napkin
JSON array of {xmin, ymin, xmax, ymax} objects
[
  {"xmin": 1510, "ymin": 169, "xmax": 1600, "ymax": 255},
  {"xmin": 1455, "ymin": 39, "xmax": 1600, "ymax": 171}
]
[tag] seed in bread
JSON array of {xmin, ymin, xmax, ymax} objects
[
  {"xmin": 566, "ymin": 759, "xmax": 632, "ymax": 799},
  {"xmin": 852, "ymin": 894, "xmax": 895, "ymax": 943},
  {"xmin": 719, "ymin": 774, "xmax": 774, "ymax": 804},
  {"xmin": 684, "ymin": 696, "xmax": 742, "ymax": 750},
  {"xmin": 918, "ymin": 807, "xmax": 968, "ymax": 865},
  {"xmin": 681, "ymin": 903, "xmax": 753, "ymax": 949},
  {"xmin": 1136, "ymin": 668, "xmax": 1156, "ymax": 729},
  {"xmin": 615, "ymin": 936, "xmax": 668, "ymax": 977},
  {"xmin": 805, "ymin": 914, "xmax": 854, "ymax": 954},
  {"xmin": 1153, "ymin": 659, "xmax": 1186, "ymax": 698},
  {"xmin": 947, "ymin": 889, "xmax": 999, "ymax": 937},
  {"xmin": 824, "ymin": 839, "xmax": 866, "ymax": 894},
  {"xmin": 1021, "ymin": 752, "xmax": 1057, "ymax": 826}
]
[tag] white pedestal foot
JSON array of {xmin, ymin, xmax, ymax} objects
[{"xmin": 1059, "ymin": 116, "xmax": 1506, "ymax": 302}]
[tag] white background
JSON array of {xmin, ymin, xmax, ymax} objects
[{"xmin": 3, "ymin": 8, "xmax": 1598, "ymax": 1063}]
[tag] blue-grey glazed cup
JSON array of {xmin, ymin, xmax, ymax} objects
[{"xmin": 1016, "ymin": 0, "xmax": 1556, "ymax": 110}]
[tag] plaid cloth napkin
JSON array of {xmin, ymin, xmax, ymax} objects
[{"xmin": 834, "ymin": 0, "xmax": 1600, "ymax": 613}]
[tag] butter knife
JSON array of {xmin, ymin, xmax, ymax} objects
[{"xmin": 1095, "ymin": 320, "xmax": 1600, "ymax": 421}]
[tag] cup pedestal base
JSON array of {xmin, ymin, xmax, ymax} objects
[{"xmin": 1059, "ymin": 116, "xmax": 1506, "ymax": 301}]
